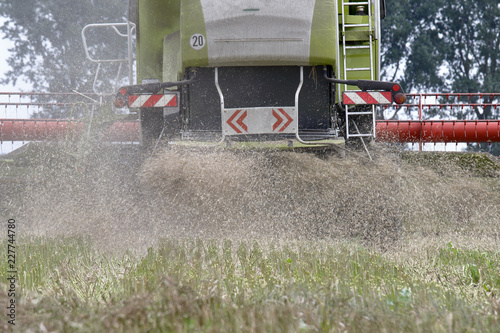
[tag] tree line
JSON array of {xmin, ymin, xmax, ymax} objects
[
  {"xmin": 2, "ymin": 0, "xmax": 498, "ymax": 94},
  {"xmin": 0, "ymin": 0, "xmax": 127, "ymax": 93},
  {"xmin": 1, "ymin": 0, "xmax": 498, "ymax": 152}
]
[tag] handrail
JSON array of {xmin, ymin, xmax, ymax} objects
[{"xmin": 81, "ymin": 22, "xmax": 136, "ymax": 94}]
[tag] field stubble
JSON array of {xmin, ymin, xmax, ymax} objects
[
  {"xmin": 0, "ymin": 143, "xmax": 499, "ymax": 331},
  {"xmin": 10, "ymin": 144, "xmax": 499, "ymax": 250}
]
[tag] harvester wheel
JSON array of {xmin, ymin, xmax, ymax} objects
[{"xmin": 139, "ymin": 107, "xmax": 164, "ymax": 148}]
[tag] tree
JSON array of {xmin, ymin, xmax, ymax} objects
[
  {"xmin": 439, "ymin": 1, "xmax": 500, "ymax": 95},
  {"xmin": 381, "ymin": 0, "xmax": 446, "ymax": 92},
  {"xmin": 0, "ymin": 0, "xmax": 128, "ymax": 93},
  {"xmin": 382, "ymin": 0, "xmax": 499, "ymax": 94}
]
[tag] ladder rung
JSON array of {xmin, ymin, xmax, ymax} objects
[
  {"xmin": 344, "ymin": 45, "xmax": 370, "ymax": 50},
  {"xmin": 344, "ymin": 24, "xmax": 370, "ymax": 28},
  {"xmin": 344, "ymin": 2, "xmax": 370, "ymax": 5},
  {"xmin": 347, "ymin": 111, "xmax": 373, "ymax": 115},
  {"xmin": 348, "ymin": 133, "xmax": 373, "ymax": 137},
  {"xmin": 346, "ymin": 67, "xmax": 371, "ymax": 71}
]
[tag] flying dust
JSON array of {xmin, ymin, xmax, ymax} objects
[{"xmin": 5, "ymin": 143, "xmax": 500, "ymax": 253}]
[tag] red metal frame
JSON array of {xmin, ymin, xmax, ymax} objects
[
  {"xmin": 0, "ymin": 91, "xmax": 139, "ymax": 143},
  {"xmin": 0, "ymin": 119, "xmax": 139, "ymax": 142},
  {"xmin": 376, "ymin": 120, "xmax": 500, "ymax": 143},
  {"xmin": 377, "ymin": 93, "xmax": 500, "ymax": 147},
  {"xmin": 388, "ymin": 93, "xmax": 500, "ymax": 121},
  {"xmin": 1, "ymin": 92, "xmax": 499, "ymax": 145}
]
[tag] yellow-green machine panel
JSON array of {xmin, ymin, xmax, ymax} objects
[
  {"xmin": 136, "ymin": 1, "xmax": 348, "ymax": 80},
  {"xmin": 123, "ymin": 0, "xmax": 394, "ymax": 146},
  {"xmin": 136, "ymin": 0, "xmax": 180, "ymax": 83}
]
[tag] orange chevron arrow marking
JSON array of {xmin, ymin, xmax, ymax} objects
[
  {"xmin": 272, "ymin": 109, "xmax": 284, "ymax": 131},
  {"xmin": 226, "ymin": 109, "xmax": 248, "ymax": 133},
  {"xmin": 236, "ymin": 110, "xmax": 247, "ymax": 132}
]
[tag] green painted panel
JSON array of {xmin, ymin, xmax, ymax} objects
[
  {"xmin": 137, "ymin": 0, "xmax": 180, "ymax": 83},
  {"xmin": 134, "ymin": 0, "xmax": 380, "ymax": 91},
  {"xmin": 180, "ymin": 0, "xmax": 208, "ymax": 69},
  {"xmin": 343, "ymin": 15, "xmax": 371, "ymax": 41},
  {"xmin": 163, "ymin": 31, "xmax": 181, "ymax": 81},
  {"xmin": 344, "ymin": 31, "xmax": 371, "ymax": 41},
  {"xmin": 310, "ymin": 0, "xmax": 337, "ymax": 65}
]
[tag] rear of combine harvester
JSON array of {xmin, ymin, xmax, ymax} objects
[
  {"xmin": 3, "ymin": 2, "xmax": 499, "ymax": 149},
  {"xmin": 112, "ymin": 0, "xmax": 406, "ymax": 147}
]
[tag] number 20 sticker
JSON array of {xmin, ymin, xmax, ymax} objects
[{"xmin": 190, "ymin": 34, "xmax": 206, "ymax": 50}]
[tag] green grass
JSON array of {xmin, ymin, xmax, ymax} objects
[
  {"xmin": 401, "ymin": 151, "xmax": 500, "ymax": 177},
  {"xmin": 2, "ymin": 237, "xmax": 499, "ymax": 332}
]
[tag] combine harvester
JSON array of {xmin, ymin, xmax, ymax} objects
[{"xmin": 1, "ymin": 0, "xmax": 499, "ymax": 153}]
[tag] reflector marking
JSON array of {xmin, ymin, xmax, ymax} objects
[
  {"xmin": 143, "ymin": 95, "xmax": 163, "ymax": 107},
  {"xmin": 272, "ymin": 109, "xmax": 284, "ymax": 131},
  {"xmin": 273, "ymin": 108, "xmax": 293, "ymax": 132},
  {"xmin": 236, "ymin": 110, "xmax": 248, "ymax": 132},
  {"xmin": 166, "ymin": 95, "xmax": 177, "ymax": 107},
  {"xmin": 343, "ymin": 91, "xmax": 392, "ymax": 105},
  {"xmin": 223, "ymin": 107, "xmax": 296, "ymax": 135},
  {"xmin": 226, "ymin": 109, "xmax": 248, "ymax": 133},
  {"xmin": 128, "ymin": 94, "xmax": 177, "ymax": 108},
  {"xmin": 128, "ymin": 95, "xmax": 140, "ymax": 106}
]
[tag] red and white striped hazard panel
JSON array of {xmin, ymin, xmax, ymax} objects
[
  {"xmin": 343, "ymin": 91, "xmax": 392, "ymax": 105},
  {"xmin": 128, "ymin": 94, "xmax": 178, "ymax": 108}
]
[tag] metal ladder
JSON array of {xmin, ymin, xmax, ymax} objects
[
  {"xmin": 81, "ymin": 22, "xmax": 136, "ymax": 95},
  {"xmin": 341, "ymin": 0, "xmax": 376, "ymax": 139}
]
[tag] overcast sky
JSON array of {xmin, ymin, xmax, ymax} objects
[
  {"xmin": 0, "ymin": 17, "xmax": 30, "ymax": 153},
  {"xmin": 0, "ymin": 17, "xmax": 32, "ymax": 92}
]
